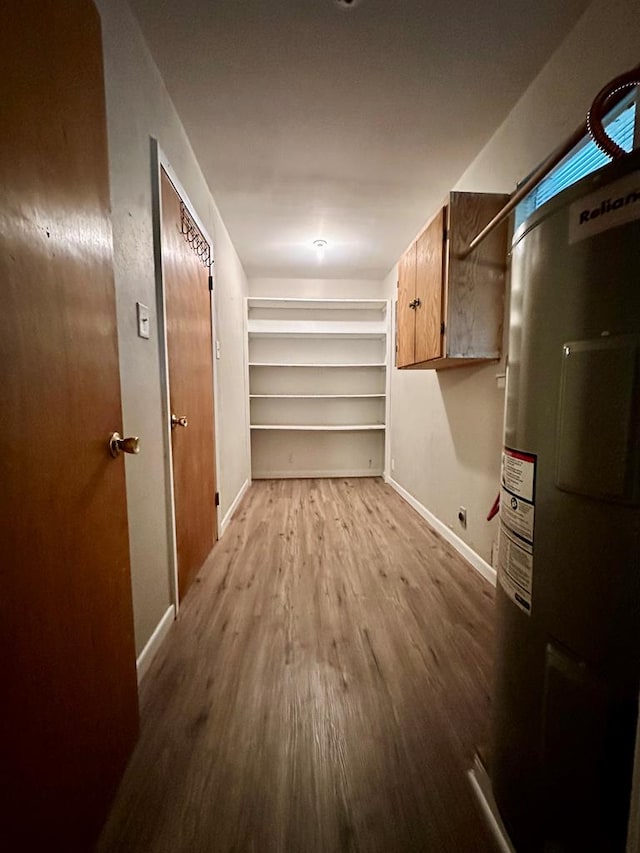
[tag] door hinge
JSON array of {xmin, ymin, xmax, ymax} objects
[
  {"xmin": 440, "ymin": 321, "xmax": 445, "ymax": 336},
  {"xmin": 215, "ymin": 491, "xmax": 220, "ymax": 507},
  {"xmin": 208, "ymin": 274, "xmax": 213, "ymax": 292}
]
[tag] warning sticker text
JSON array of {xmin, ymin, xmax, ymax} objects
[
  {"xmin": 500, "ymin": 487, "xmax": 535, "ymax": 544},
  {"xmin": 501, "ymin": 448, "xmax": 536, "ymax": 502},
  {"xmin": 498, "ymin": 524, "xmax": 533, "ymax": 615}
]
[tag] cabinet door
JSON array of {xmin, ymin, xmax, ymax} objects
[
  {"xmin": 415, "ymin": 209, "xmax": 445, "ymax": 363},
  {"xmin": 396, "ymin": 241, "xmax": 417, "ymax": 367}
]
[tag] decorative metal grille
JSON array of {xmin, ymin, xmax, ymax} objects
[{"xmin": 180, "ymin": 201, "xmax": 214, "ymax": 268}]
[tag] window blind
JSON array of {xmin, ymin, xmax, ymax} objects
[{"xmin": 515, "ymin": 101, "xmax": 637, "ymax": 228}]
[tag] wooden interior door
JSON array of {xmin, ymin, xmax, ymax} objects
[
  {"xmin": 396, "ymin": 241, "xmax": 417, "ymax": 367},
  {"xmin": 415, "ymin": 209, "xmax": 445, "ymax": 363},
  {"xmin": 0, "ymin": 3, "xmax": 139, "ymax": 849},
  {"xmin": 161, "ymin": 170, "xmax": 218, "ymax": 600}
]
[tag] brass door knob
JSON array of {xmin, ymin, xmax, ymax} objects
[
  {"xmin": 171, "ymin": 414, "xmax": 188, "ymax": 429},
  {"xmin": 109, "ymin": 432, "xmax": 140, "ymax": 457}
]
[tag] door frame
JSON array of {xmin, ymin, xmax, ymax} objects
[{"xmin": 150, "ymin": 138, "xmax": 222, "ymax": 612}]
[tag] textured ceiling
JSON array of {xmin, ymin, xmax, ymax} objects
[{"xmin": 131, "ymin": 0, "xmax": 591, "ymax": 279}]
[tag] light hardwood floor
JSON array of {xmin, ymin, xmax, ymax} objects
[{"xmin": 97, "ymin": 478, "xmax": 496, "ymax": 852}]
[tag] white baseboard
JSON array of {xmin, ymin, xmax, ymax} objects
[
  {"xmin": 468, "ymin": 757, "xmax": 516, "ymax": 853},
  {"xmin": 252, "ymin": 469, "xmax": 384, "ymax": 479},
  {"xmin": 136, "ymin": 604, "xmax": 175, "ymax": 685},
  {"xmin": 386, "ymin": 476, "xmax": 496, "ymax": 586},
  {"xmin": 628, "ymin": 713, "xmax": 640, "ymax": 853},
  {"xmin": 220, "ymin": 477, "xmax": 251, "ymax": 537}
]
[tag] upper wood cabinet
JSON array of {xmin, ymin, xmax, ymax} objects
[{"xmin": 396, "ymin": 191, "xmax": 509, "ymax": 369}]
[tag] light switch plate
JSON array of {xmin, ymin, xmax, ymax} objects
[{"xmin": 136, "ymin": 302, "xmax": 150, "ymax": 339}]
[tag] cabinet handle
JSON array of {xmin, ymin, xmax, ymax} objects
[{"xmin": 409, "ymin": 298, "xmax": 422, "ymax": 310}]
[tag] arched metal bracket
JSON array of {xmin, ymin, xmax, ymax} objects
[{"xmin": 587, "ymin": 66, "xmax": 640, "ymax": 159}]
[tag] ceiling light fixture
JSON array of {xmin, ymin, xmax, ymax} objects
[
  {"xmin": 333, "ymin": 0, "xmax": 363, "ymax": 10},
  {"xmin": 313, "ymin": 239, "xmax": 328, "ymax": 260}
]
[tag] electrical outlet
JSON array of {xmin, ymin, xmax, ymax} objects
[
  {"xmin": 457, "ymin": 506, "xmax": 467, "ymax": 529},
  {"xmin": 391, "ymin": 457, "xmax": 395, "ymax": 472}
]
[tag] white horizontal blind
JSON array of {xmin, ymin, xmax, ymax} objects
[{"xmin": 515, "ymin": 99, "xmax": 637, "ymax": 228}]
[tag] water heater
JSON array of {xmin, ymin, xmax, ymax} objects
[{"xmin": 492, "ymin": 150, "xmax": 640, "ymax": 852}]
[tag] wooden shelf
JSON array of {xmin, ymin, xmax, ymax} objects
[
  {"xmin": 248, "ymin": 362, "xmax": 386, "ymax": 368},
  {"xmin": 247, "ymin": 297, "xmax": 387, "ymax": 312},
  {"xmin": 248, "ymin": 319, "xmax": 386, "ymax": 338},
  {"xmin": 250, "ymin": 394, "xmax": 385, "ymax": 399},
  {"xmin": 250, "ymin": 424, "xmax": 385, "ymax": 431}
]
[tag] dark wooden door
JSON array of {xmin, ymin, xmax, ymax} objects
[
  {"xmin": 0, "ymin": 3, "xmax": 139, "ymax": 850},
  {"xmin": 397, "ymin": 241, "xmax": 417, "ymax": 367},
  {"xmin": 161, "ymin": 170, "xmax": 218, "ymax": 600},
  {"xmin": 415, "ymin": 209, "xmax": 445, "ymax": 363}
]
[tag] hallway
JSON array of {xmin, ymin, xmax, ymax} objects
[{"xmin": 98, "ymin": 478, "xmax": 496, "ymax": 852}]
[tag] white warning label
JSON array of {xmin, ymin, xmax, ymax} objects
[
  {"xmin": 498, "ymin": 524, "xmax": 533, "ymax": 615},
  {"xmin": 568, "ymin": 171, "xmax": 640, "ymax": 245},
  {"xmin": 501, "ymin": 448, "xmax": 536, "ymax": 502},
  {"xmin": 499, "ymin": 447, "xmax": 537, "ymax": 614},
  {"xmin": 500, "ymin": 487, "xmax": 534, "ymax": 544}
]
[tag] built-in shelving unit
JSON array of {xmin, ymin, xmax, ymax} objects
[{"xmin": 246, "ymin": 297, "xmax": 390, "ymax": 479}]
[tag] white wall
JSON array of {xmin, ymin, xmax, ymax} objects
[
  {"xmin": 97, "ymin": 0, "xmax": 250, "ymax": 656},
  {"xmin": 386, "ymin": 0, "xmax": 640, "ymax": 566}
]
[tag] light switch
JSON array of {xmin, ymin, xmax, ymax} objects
[
  {"xmin": 136, "ymin": 302, "xmax": 150, "ymax": 340},
  {"xmin": 215, "ymin": 340, "xmax": 221, "ymax": 359}
]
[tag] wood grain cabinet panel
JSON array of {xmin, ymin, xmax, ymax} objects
[
  {"xmin": 396, "ymin": 192, "xmax": 509, "ymax": 370},
  {"xmin": 415, "ymin": 209, "xmax": 445, "ymax": 363},
  {"xmin": 0, "ymin": 2, "xmax": 139, "ymax": 849},
  {"xmin": 396, "ymin": 242, "xmax": 417, "ymax": 368}
]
